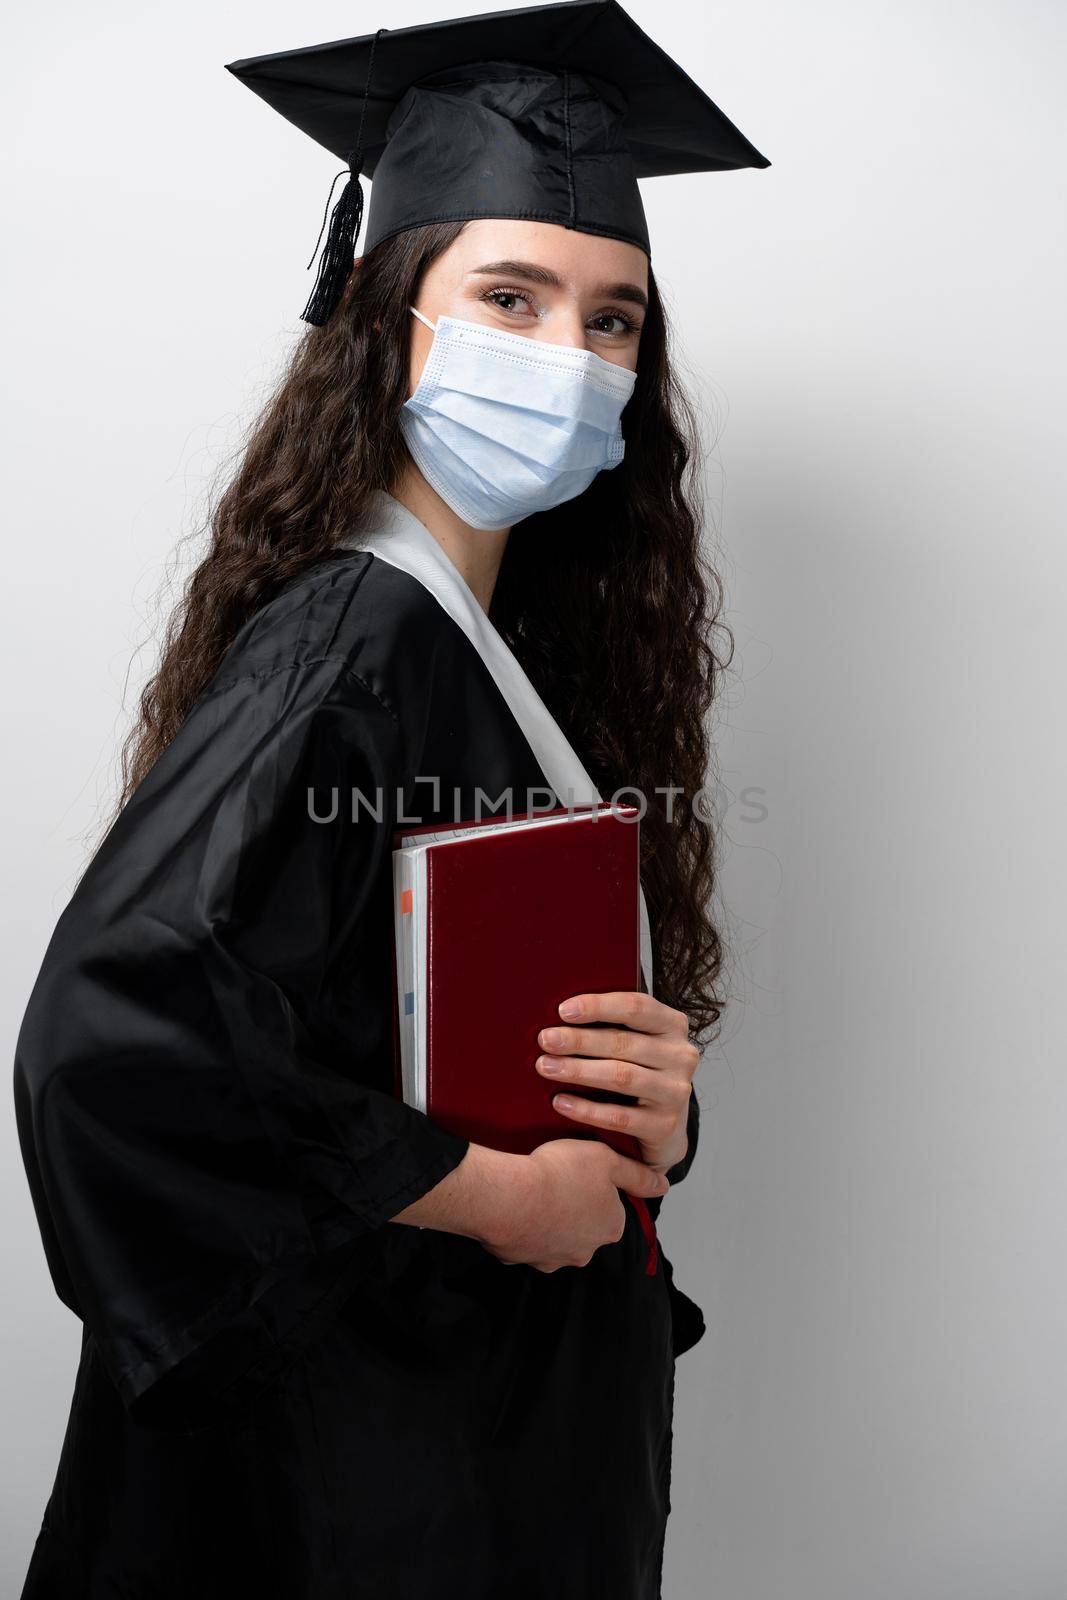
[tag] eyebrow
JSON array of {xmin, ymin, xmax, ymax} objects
[{"xmin": 468, "ymin": 258, "xmax": 649, "ymax": 312}]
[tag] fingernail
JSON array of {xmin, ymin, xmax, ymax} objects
[
  {"xmin": 559, "ymin": 997, "xmax": 583, "ymax": 1019},
  {"xmin": 537, "ymin": 1056, "xmax": 563, "ymax": 1074},
  {"xmin": 540, "ymin": 1027, "xmax": 564, "ymax": 1048},
  {"xmin": 554, "ymin": 1095, "xmax": 575, "ymax": 1110}
]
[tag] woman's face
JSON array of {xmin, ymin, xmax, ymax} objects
[{"xmin": 405, "ymin": 218, "xmax": 649, "ymax": 397}]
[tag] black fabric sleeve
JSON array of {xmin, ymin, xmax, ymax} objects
[{"xmin": 13, "ymin": 657, "xmax": 471, "ymax": 1430}]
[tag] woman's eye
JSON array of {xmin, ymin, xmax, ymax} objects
[
  {"xmin": 485, "ymin": 288, "xmax": 533, "ymax": 315},
  {"xmin": 590, "ymin": 311, "xmax": 638, "ymax": 337}
]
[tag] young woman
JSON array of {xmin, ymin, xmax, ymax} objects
[{"xmin": 15, "ymin": 10, "xmax": 767, "ymax": 1597}]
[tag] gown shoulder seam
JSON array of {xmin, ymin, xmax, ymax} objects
[
  {"xmin": 195, "ymin": 653, "xmax": 406, "ymax": 746},
  {"xmin": 197, "ymin": 554, "xmax": 419, "ymax": 725},
  {"xmin": 196, "ymin": 653, "xmax": 359, "ymax": 707},
  {"xmin": 332, "ymin": 658, "xmax": 404, "ymax": 731}
]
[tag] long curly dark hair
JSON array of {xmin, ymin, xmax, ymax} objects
[{"xmin": 120, "ymin": 222, "xmax": 733, "ymax": 1041}]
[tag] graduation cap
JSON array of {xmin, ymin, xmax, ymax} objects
[{"xmin": 225, "ymin": 0, "xmax": 770, "ymax": 326}]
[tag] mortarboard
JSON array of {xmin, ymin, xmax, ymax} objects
[{"xmin": 225, "ymin": 0, "xmax": 770, "ymax": 326}]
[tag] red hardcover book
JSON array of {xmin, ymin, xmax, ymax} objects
[{"xmin": 391, "ymin": 802, "xmax": 658, "ymax": 1272}]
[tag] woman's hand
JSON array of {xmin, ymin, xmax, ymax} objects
[
  {"xmin": 393, "ymin": 1139, "xmax": 670, "ymax": 1273},
  {"xmin": 535, "ymin": 991, "xmax": 699, "ymax": 1176}
]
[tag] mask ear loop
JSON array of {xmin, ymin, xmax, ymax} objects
[{"xmin": 409, "ymin": 306, "xmax": 437, "ymax": 333}]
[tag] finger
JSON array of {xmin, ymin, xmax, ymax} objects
[
  {"xmin": 549, "ymin": 1090, "xmax": 677, "ymax": 1144},
  {"xmin": 557, "ymin": 991, "xmax": 689, "ymax": 1038},
  {"xmin": 608, "ymin": 1151, "xmax": 671, "ymax": 1199},
  {"xmin": 538, "ymin": 1023, "xmax": 697, "ymax": 1075},
  {"xmin": 536, "ymin": 1054, "xmax": 692, "ymax": 1107}
]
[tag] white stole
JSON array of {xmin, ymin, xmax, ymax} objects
[{"xmin": 342, "ymin": 490, "xmax": 655, "ymax": 995}]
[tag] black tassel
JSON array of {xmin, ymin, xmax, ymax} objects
[
  {"xmin": 300, "ymin": 158, "xmax": 366, "ymax": 327},
  {"xmin": 299, "ymin": 26, "xmax": 384, "ymax": 328}
]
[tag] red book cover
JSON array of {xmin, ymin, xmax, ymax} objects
[{"xmin": 391, "ymin": 804, "xmax": 659, "ymax": 1272}]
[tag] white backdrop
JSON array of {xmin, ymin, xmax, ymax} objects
[{"xmin": 4, "ymin": 2, "xmax": 1066, "ymax": 1595}]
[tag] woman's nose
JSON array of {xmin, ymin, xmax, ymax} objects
[{"xmin": 537, "ymin": 311, "xmax": 587, "ymax": 350}]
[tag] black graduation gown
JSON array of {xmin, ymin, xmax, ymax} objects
[{"xmin": 14, "ymin": 542, "xmax": 705, "ymax": 1600}]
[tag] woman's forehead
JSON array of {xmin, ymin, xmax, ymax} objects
[{"xmin": 437, "ymin": 219, "xmax": 649, "ymax": 291}]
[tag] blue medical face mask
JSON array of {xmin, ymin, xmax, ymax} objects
[{"xmin": 399, "ymin": 307, "xmax": 638, "ymax": 531}]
